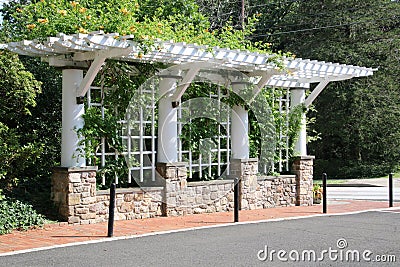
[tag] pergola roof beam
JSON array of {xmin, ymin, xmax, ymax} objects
[
  {"xmin": 27, "ymin": 41, "xmax": 58, "ymax": 54},
  {"xmin": 53, "ymin": 39, "xmax": 94, "ymax": 52},
  {"xmin": 267, "ymin": 79, "xmax": 310, "ymax": 89},
  {"xmin": 46, "ymin": 56, "xmax": 89, "ymax": 68},
  {"xmin": 84, "ymin": 34, "xmax": 132, "ymax": 49},
  {"xmin": 0, "ymin": 31, "xmax": 375, "ymax": 90}
]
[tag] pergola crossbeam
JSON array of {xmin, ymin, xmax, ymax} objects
[
  {"xmin": 256, "ymin": 71, "xmax": 280, "ymax": 90},
  {"xmin": 248, "ymin": 71, "xmax": 281, "ymax": 103},
  {"xmin": 76, "ymin": 55, "xmax": 106, "ymax": 99},
  {"xmin": 304, "ymin": 79, "xmax": 330, "ymax": 108},
  {"xmin": 171, "ymin": 66, "xmax": 201, "ymax": 104},
  {"xmin": 303, "ymin": 74, "xmax": 357, "ymax": 107}
]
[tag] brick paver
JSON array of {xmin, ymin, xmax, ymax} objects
[{"xmin": 0, "ymin": 200, "xmax": 395, "ymax": 254}]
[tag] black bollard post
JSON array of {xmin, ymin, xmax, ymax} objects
[
  {"xmin": 322, "ymin": 173, "xmax": 327, "ymax": 214},
  {"xmin": 389, "ymin": 173, "xmax": 394, "ymax": 208},
  {"xmin": 234, "ymin": 177, "xmax": 240, "ymax": 222},
  {"xmin": 107, "ymin": 183, "xmax": 116, "ymax": 237}
]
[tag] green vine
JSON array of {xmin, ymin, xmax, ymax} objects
[
  {"xmin": 76, "ymin": 61, "xmax": 157, "ymax": 186},
  {"xmin": 288, "ymin": 104, "xmax": 306, "ymax": 157}
]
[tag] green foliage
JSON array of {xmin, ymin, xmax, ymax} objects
[
  {"xmin": 0, "ymin": 51, "xmax": 43, "ymax": 190},
  {"xmin": 16, "ymin": 56, "xmax": 62, "ymax": 192},
  {"xmin": 1, "ymin": 2, "xmax": 63, "ymax": 192},
  {"xmin": 3, "ymin": 0, "xmax": 283, "ymax": 63},
  {"xmin": 253, "ymin": 87, "xmax": 305, "ymax": 166},
  {"xmin": 0, "ymin": 51, "xmax": 41, "ymax": 119},
  {"xmin": 78, "ymin": 106, "xmax": 128, "ymax": 182},
  {"xmin": 0, "ymin": 196, "xmax": 46, "ymax": 235},
  {"xmin": 0, "ymin": 122, "xmax": 42, "ymax": 189},
  {"xmin": 0, "ymin": 11, "xmax": 61, "ymax": 225}
]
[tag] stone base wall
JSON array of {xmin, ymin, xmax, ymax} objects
[
  {"xmin": 166, "ymin": 177, "xmax": 297, "ymax": 215},
  {"xmin": 51, "ymin": 157, "xmax": 313, "ymax": 224},
  {"xmin": 52, "ymin": 167, "xmax": 163, "ymax": 225},
  {"xmin": 177, "ymin": 180, "xmax": 235, "ymax": 215},
  {"xmin": 96, "ymin": 188, "xmax": 163, "ymax": 223},
  {"xmin": 255, "ymin": 176, "xmax": 297, "ymax": 208}
]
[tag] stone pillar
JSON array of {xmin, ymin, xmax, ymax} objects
[
  {"xmin": 61, "ymin": 69, "xmax": 85, "ymax": 167},
  {"xmin": 156, "ymin": 162, "xmax": 188, "ymax": 216},
  {"xmin": 290, "ymin": 88, "xmax": 307, "ymax": 156},
  {"xmin": 51, "ymin": 167, "xmax": 98, "ymax": 224},
  {"xmin": 292, "ymin": 156, "xmax": 314, "ymax": 206},
  {"xmin": 230, "ymin": 158, "xmax": 258, "ymax": 210}
]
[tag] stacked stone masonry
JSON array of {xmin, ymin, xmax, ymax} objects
[
  {"xmin": 96, "ymin": 188, "xmax": 163, "ymax": 222},
  {"xmin": 292, "ymin": 156, "xmax": 315, "ymax": 206},
  {"xmin": 51, "ymin": 167, "xmax": 98, "ymax": 225},
  {"xmin": 51, "ymin": 157, "xmax": 313, "ymax": 224}
]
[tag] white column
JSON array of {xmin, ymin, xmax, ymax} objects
[
  {"xmin": 231, "ymin": 81, "xmax": 250, "ymax": 159},
  {"xmin": 157, "ymin": 76, "xmax": 178, "ymax": 163},
  {"xmin": 290, "ymin": 88, "xmax": 307, "ymax": 156},
  {"xmin": 231, "ymin": 105, "xmax": 249, "ymax": 159},
  {"xmin": 61, "ymin": 69, "xmax": 85, "ymax": 167}
]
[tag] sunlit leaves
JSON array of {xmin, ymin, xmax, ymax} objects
[{"xmin": 3, "ymin": 0, "xmax": 280, "ymax": 59}]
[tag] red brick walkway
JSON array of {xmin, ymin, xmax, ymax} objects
[{"xmin": 0, "ymin": 200, "xmax": 396, "ymax": 254}]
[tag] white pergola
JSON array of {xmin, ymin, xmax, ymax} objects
[{"xmin": 0, "ymin": 31, "xmax": 375, "ymax": 168}]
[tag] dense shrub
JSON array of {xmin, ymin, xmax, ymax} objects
[
  {"xmin": 0, "ymin": 194, "xmax": 46, "ymax": 235},
  {"xmin": 0, "ymin": 51, "xmax": 42, "ymax": 191}
]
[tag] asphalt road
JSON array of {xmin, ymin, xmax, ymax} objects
[{"xmin": 2, "ymin": 210, "xmax": 399, "ymax": 267}]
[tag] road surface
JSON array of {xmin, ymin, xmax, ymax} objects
[{"xmin": 1, "ymin": 210, "xmax": 399, "ymax": 266}]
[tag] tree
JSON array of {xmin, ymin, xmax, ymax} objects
[
  {"xmin": 268, "ymin": 0, "xmax": 400, "ymax": 177},
  {"xmin": 196, "ymin": 0, "xmax": 299, "ymax": 32},
  {"xmin": 0, "ymin": 50, "xmax": 42, "ymax": 190}
]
